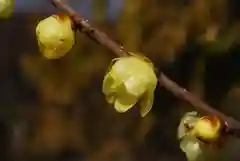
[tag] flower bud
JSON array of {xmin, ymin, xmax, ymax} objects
[
  {"xmin": 191, "ymin": 116, "xmax": 222, "ymax": 142},
  {"xmin": 0, "ymin": 0, "xmax": 14, "ymax": 18},
  {"xmin": 36, "ymin": 14, "xmax": 75, "ymax": 59},
  {"xmin": 102, "ymin": 53, "xmax": 157, "ymax": 117}
]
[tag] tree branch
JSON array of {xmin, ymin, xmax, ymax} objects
[{"xmin": 51, "ymin": 0, "xmax": 240, "ymax": 137}]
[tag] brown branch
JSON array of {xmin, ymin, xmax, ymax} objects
[{"xmin": 51, "ymin": 0, "xmax": 240, "ymax": 137}]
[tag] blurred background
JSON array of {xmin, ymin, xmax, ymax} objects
[{"xmin": 0, "ymin": 0, "xmax": 239, "ymax": 160}]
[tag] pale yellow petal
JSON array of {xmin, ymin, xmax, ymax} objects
[
  {"xmin": 124, "ymin": 76, "xmax": 146, "ymax": 97},
  {"xmin": 140, "ymin": 89, "xmax": 155, "ymax": 117},
  {"xmin": 113, "ymin": 83, "xmax": 138, "ymax": 113},
  {"xmin": 178, "ymin": 111, "xmax": 199, "ymax": 139},
  {"xmin": 102, "ymin": 73, "xmax": 115, "ymax": 95},
  {"xmin": 114, "ymin": 99, "xmax": 136, "ymax": 113},
  {"xmin": 180, "ymin": 136, "xmax": 202, "ymax": 161},
  {"xmin": 128, "ymin": 52, "xmax": 155, "ymax": 70}
]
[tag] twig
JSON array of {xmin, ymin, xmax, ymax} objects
[{"xmin": 51, "ymin": 0, "xmax": 240, "ymax": 137}]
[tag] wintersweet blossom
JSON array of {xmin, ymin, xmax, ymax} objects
[
  {"xmin": 191, "ymin": 116, "xmax": 222, "ymax": 142},
  {"xmin": 102, "ymin": 53, "xmax": 157, "ymax": 117},
  {"xmin": 178, "ymin": 112, "xmax": 221, "ymax": 161},
  {"xmin": 36, "ymin": 14, "xmax": 75, "ymax": 59}
]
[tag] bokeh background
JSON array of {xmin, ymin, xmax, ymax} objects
[{"xmin": 0, "ymin": 0, "xmax": 239, "ymax": 160}]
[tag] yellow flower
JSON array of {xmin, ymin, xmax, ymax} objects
[
  {"xmin": 0, "ymin": 0, "xmax": 14, "ymax": 18},
  {"xmin": 178, "ymin": 112, "xmax": 222, "ymax": 143},
  {"xmin": 190, "ymin": 116, "xmax": 222, "ymax": 143},
  {"xmin": 102, "ymin": 53, "xmax": 157, "ymax": 117},
  {"xmin": 36, "ymin": 14, "xmax": 75, "ymax": 59}
]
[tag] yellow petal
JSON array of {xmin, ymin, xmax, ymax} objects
[
  {"xmin": 38, "ymin": 41, "xmax": 66, "ymax": 59},
  {"xmin": 124, "ymin": 76, "xmax": 146, "ymax": 97},
  {"xmin": 178, "ymin": 111, "xmax": 199, "ymax": 139},
  {"xmin": 113, "ymin": 82, "xmax": 138, "ymax": 113},
  {"xmin": 102, "ymin": 73, "xmax": 116, "ymax": 95},
  {"xmin": 102, "ymin": 58, "xmax": 123, "ymax": 95},
  {"xmin": 114, "ymin": 98, "xmax": 136, "ymax": 113},
  {"xmin": 139, "ymin": 89, "xmax": 155, "ymax": 117},
  {"xmin": 180, "ymin": 136, "xmax": 202, "ymax": 161},
  {"xmin": 128, "ymin": 52, "xmax": 155, "ymax": 70}
]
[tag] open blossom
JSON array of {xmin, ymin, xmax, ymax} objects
[
  {"xmin": 0, "ymin": 0, "xmax": 13, "ymax": 18},
  {"xmin": 102, "ymin": 53, "xmax": 157, "ymax": 117},
  {"xmin": 36, "ymin": 14, "xmax": 75, "ymax": 59}
]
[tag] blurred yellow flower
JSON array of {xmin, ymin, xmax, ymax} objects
[
  {"xmin": 36, "ymin": 14, "xmax": 75, "ymax": 59},
  {"xmin": 102, "ymin": 53, "xmax": 157, "ymax": 117},
  {"xmin": 0, "ymin": 0, "xmax": 13, "ymax": 18}
]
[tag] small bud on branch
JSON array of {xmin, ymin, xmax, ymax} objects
[
  {"xmin": 36, "ymin": 14, "xmax": 75, "ymax": 59},
  {"xmin": 191, "ymin": 116, "xmax": 222, "ymax": 142}
]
